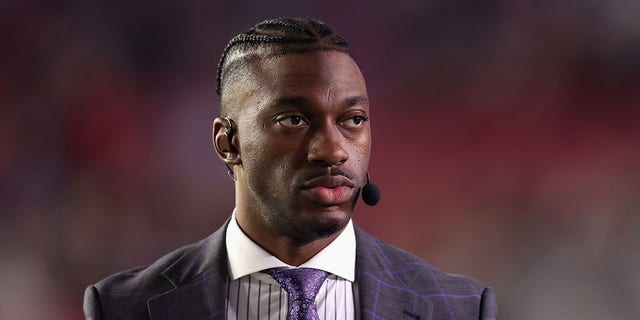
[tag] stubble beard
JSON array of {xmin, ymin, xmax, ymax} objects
[{"xmin": 262, "ymin": 203, "xmax": 352, "ymax": 246}]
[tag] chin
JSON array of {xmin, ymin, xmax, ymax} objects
[
  {"xmin": 271, "ymin": 202, "xmax": 353, "ymax": 243},
  {"xmin": 313, "ymin": 222, "xmax": 345, "ymax": 238},
  {"xmin": 303, "ymin": 209, "xmax": 351, "ymax": 239}
]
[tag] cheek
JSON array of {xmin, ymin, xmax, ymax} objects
[
  {"xmin": 353, "ymin": 133, "xmax": 371, "ymax": 160},
  {"xmin": 350, "ymin": 134, "xmax": 371, "ymax": 181},
  {"xmin": 242, "ymin": 140, "xmax": 294, "ymax": 186}
]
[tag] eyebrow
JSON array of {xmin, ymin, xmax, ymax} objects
[
  {"xmin": 272, "ymin": 96, "xmax": 310, "ymax": 107},
  {"xmin": 271, "ymin": 95, "xmax": 369, "ymax": 108},
  {"xmin": 345, "ymin": 96, "xmax": 369, "ymax": 106}
]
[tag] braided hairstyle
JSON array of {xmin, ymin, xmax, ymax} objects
[{"xmin": 216, "ymin": 18, "xmax": 351, "ymax": 112}]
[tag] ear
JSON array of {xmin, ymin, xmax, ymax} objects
[{"xmin": 212, "ymin": 117, "xmax": 241, "ymax": 165}]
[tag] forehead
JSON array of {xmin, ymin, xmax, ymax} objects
[
  {"xmin": 222, "ymin": 50, "xmax": 367, "ymax": 111},
  {"xmin": 259, "ymin": 50, "xmax": 364, "ymax": 86}
]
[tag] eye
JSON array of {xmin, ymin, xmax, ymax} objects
[
  {"xmin": 341, "ymin": 115, "xmax": 368, "ymax": 129},
  {"xmin": 277, "ymin": 115, "xmax": 308, "ymax": 128}
]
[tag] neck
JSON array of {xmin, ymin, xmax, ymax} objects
[
  {"xmin": 235, "ymin": 209, "xmax": 343, "ymax": 266},
  {"xmin": 269, "ymin": 235, "xmax": 338, "ymax": 266}
]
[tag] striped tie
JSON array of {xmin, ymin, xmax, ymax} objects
[{"xmin": 264, "ymin": 268, "xmax": 330, "ymax": 320}]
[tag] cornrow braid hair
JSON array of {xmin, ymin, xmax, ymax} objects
[{"xmin": 215, "ymin": 17, "xmax": 350, "ymax": 98}]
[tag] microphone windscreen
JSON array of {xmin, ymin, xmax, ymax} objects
[{"xmin": 362, "ymin": 183, "xmax": 381, "ymax": 206}]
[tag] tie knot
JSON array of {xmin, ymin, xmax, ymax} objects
[{"xmin": 264, "ymin": 268, "xmax": 329, "ymax": 300}]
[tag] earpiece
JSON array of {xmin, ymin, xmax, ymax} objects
[
  {"xmin": 224, "ymin": 117, "xmax": 235, "ymax": 143},
  {"xmin": 224, "ymin": 117, "xmax": 236, "ymax": 181}
]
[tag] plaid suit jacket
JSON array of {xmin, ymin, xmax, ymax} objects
[{"xmin": 84, "ymin": 222, "xmax": 497, "ymax": 320}]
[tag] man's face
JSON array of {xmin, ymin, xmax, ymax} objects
[{"xmin": 229, "ymin": 50, "xmax": 370, "ymax": 244}]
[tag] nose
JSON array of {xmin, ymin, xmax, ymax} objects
[{"xmin": 307, "ymin": 124, "xmax": 349, "ymax": 167}]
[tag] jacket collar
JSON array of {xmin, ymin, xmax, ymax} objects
[
  {"xmin": 355, "ymin": 225, "xmax": 433, "ymax": 320},
  {"xmin": 146, "ymin": 221, "xmax": 432, "ymax": 320}
]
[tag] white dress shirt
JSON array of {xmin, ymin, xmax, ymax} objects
[{"xmin": 225, "ymin": 211, "xmax": 357, "ymax": 320}]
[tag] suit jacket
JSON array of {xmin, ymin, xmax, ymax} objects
[{"xmin": 84, "ymin": 222, "xmax": 497, "ymax": 320}]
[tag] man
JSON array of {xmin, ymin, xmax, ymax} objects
[{"xmin": 84, "ymin": 18, "xmax": 497, "ymax": 320}]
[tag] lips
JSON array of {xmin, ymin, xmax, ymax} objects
[
  {"xmin": 301, "ymin": 175, "xmax": 356, "ymax": 205},
  {"xmin": 303, "ymin": 175, "xmax": 355, "ymax": 189}
]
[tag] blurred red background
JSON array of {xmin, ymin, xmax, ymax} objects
[{"xmin": 2, "ymin": 1, "xmax": 639, "ymax": 319}]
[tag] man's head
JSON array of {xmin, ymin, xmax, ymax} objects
[{"xmin": 212, "ymin": 18, "xmax": 370, "ymax": 256}]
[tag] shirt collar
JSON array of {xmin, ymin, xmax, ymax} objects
[{"xmin": 225, "ymin": 209, "xmax": 356, "ymax": 282}]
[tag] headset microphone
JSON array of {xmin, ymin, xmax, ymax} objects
[{"xmin": 361, "ymin": 172, "xmax": 381, "ymax": 206}]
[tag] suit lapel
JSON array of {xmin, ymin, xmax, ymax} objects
[
  {"xmin": 355, "ymin": 226, "xmax": 433, "ymax": 320},
  {"xmin": 147, "ymin": 222, "xmax": 230, "ymax": 320}
]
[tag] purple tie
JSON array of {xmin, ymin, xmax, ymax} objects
[{"xmin": 264, "ymin": 268, "xmax": 330, "ymax": 320}]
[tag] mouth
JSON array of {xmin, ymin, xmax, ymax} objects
[{"xmin": 300, "ymin": 175, "xmax": 356, "ymax": 205}]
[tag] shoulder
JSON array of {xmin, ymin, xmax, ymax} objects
[
  {"xmin": 84, "ymin": 224, "xmax": 228, "ymax": 320},
  {"xmin": 354, "ymin": 225, "xmax": 498, "ymax": 319},
  {"xmin": 355, "ymin": 224, "xmax": 482, "ymax": 287},
  {"xmin": 93, "ymin": 242, "xmax": 192, "ymax": 292},
  {"xmin": 83, "ymin": 243, "xmax": 194, "ymax": 320}
]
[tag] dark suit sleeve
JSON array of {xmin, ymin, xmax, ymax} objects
[
  {"xmin": 480, "ymin": 287, "xmax": 498, "ymax": 319},
  {"xmin": 84, "ymin": 285, "xmax": 103, "ymax": 320}
]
